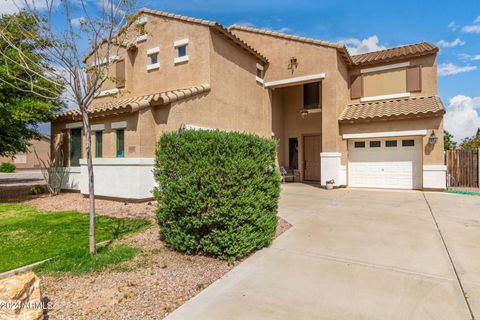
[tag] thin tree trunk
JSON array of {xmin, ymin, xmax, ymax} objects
[{"xmin": 81, "ymin": 107, "xmax": 96, "ymax": 255}]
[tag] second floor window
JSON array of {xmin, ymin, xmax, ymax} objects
[
  {"xmin": 177, "ymin": 45, "xmax": 187, "ymax": 57},
  {"xmin": 303, "ymin": 82, "xmax": 321, "ymax": 109},
  {"xmin": 150, "ymin": 53, "xmax": 158, "ymax": 65}
]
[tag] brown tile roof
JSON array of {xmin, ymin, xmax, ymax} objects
[
  {"xmin": 139, "ymin": 9, "xmax": 268, "ymax": 63},
  {"xmin": 351, "ymin": 42, "xmax": 438, "ymax": 66},
  {"xmin": 229, "ymin": 25, "xmax": 354, "ymax": 65},
  {"xmin": 339, "ymin": 96, "xmax": 445, "ymax": 123},
  {"xmin": 56, "ymin": 84, "xmax": 211, "ymax": 120}
]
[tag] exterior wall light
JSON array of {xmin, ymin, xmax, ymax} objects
[
  {"xmin": 300, "ymin": 110, "xmax": 308, "ymax": 118},
  {"xmin": 428, "ymin": 130, "xmax": 438, "ymax": 145}
]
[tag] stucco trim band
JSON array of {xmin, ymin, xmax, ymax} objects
[
  {"xmin": 342, "ymin": 130, "xmax": 427, "ymax": 139},
  {"xmin": 264, "ymin": 73, "xmax": 326, "ymax": 89}
]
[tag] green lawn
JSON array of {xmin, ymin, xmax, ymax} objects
[{"xmin": 0, "ymin": 203, "xmax": 150, "ymax": 273}]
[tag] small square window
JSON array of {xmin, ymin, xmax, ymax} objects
[
  {"xmin": 369, "ymin": 141, "xmax": 381, "ymax": 148},
  {"xmin": 354, "ymin": 141, "xmax": 365, "ymax": 148},
  {"xmin": 257, "ymin": 67, "xmax": 263, "ymax": 79},
  {"xmin": 386, "ymin": 140, "xmax": 397, "ymax": 147},
  {"xmin": 150, "ymin": 53, "xmax": 158, "ymax": 65},
  {"xmin": 177, "ymin": 45, "xmax": 187, "ymax": 57},
  {"xmin": 402, "ymin": 139, "xmax": 415, "ymax": 147}
]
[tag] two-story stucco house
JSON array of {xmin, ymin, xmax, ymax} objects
[{"xmin": 52, "ymin": 8, "xmax": 446, "ymax": 200}]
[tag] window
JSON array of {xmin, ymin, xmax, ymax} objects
[
  {"xmin": 402, "ymin": 139, "xmax": 415, "ymax": 147},
  {"xmin": 146, "ymin": 47, "xmax": 160, "ymax": 71},
  {"xmin": 256, "ymin": 63, "xmax": 264, "ymax": 84},
  {"xmin": 149, "ymin": 54, "xmax": 158, "ymax": 65},
  {"xmin": 95, "ymin": 131, "xmax": 103, "ymax": 158},
  {"xmin": 69, "ymin": 128, "xmax": 82, "ymax": 166},
  {"xmin": 354, "ymin": 141, "xmax": 365, "ymax": 148},
  {"xmin": 386, "ymin": 140, "xmax": 397, "ymax": 147},
  {"xmin": 116, "ymin": 129, "xmax": 125, "ymax": 158},
  {"xmin": 288, "ymin": 138, "xmax": 298, "ymax": 170},
  {"xmin": 178, "ymin": 45, "xmax": 187, "ymax": 57},
  {"xmin": 303, "ymin": 82, "xmax": 320, "ymax": 109},
  {"xmin": 369, "ymin": 141, "xmax": 381, "ymax": 148},
  {"xmin": 174, "ymin": 39, "xmax": 189, "ymax": 64}
]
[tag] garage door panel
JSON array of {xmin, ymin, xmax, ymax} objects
[{"xmin": 348, "ymin": 138, "xmax": 422, "ymax": 190}]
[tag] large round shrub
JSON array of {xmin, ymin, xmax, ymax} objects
[{"xmin": 154, "ymin": 130, "xmax": 280, "ymax": 261}]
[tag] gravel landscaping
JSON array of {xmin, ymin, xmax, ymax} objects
[{"xmin": 21, "ymin": 193, "xmax": 291, "ymax": 319}]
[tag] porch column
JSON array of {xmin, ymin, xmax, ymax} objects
[{"xmin": 320, "ymin": 152, "xmax": 345, "ymax": 186}]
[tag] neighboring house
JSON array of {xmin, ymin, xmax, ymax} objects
[
  {"xmin": 52, "ymin": 8, "xmax": 446, "ymax": 200},
  {"xmin": 0, "ymin": 136, "xmax": 50, "ymax": 170}
]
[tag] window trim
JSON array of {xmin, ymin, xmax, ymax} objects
[
  {"xmin": 69, "ymin": 128, "xmax": 82, "ymax": 167},
  {"xmin": 174, "ymin": 55, "xmax": 189, "ymax": 64},
  {"xmin": 174, "ymin": 38, "xmax": 189, "ymax": 47},
  {"xmin": 360, "ymin": 92, "xmax": 411, "ymax": 103},
  {"xmin": 256, "ymin": 63, "xmax": 264, "ymax": 84},
  {"xmin": 369, "ymin": 141, "xmax": 381, "ymax": 148}
]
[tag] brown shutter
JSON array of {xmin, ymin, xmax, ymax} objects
[
  {"xmin": 350, "ymin": 74, "xmax": 363, "ymax": 99},
  {"xmin": 406, "ymin": 66, "xmax": 422, "ymax": 92},
  {"xmin": 116, "ymin": 59, "xmax": 126, "ymax": 88}
]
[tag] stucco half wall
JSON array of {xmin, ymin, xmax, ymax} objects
[{"xmin": 62, "ymin": 158, "xmax": 156, "ymax": 200}]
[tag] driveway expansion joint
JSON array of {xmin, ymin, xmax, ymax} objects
[
  {"xmin": 270, "ymin": 247, "xmax": 456, "ymax": 282},
  {"xmin": 422, "ymin": 192, "xmax": 476, "ymax": 320}
]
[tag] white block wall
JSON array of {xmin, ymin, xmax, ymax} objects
[
  {"xmin": 63, "ymin": 158, "xmax": 156, "ymax": 199},
  {"xmin": 423, "ymin": 165, "xmax": 447, "ymax": 189}
]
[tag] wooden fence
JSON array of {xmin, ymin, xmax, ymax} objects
[{"xmin": 445, "ymin": 149, "xmax": 479, "ymax": 188}]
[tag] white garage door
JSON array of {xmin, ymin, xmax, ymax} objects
[{"xmin": 348, "ymin": 137, "xmax": 422, "ymax": 190}]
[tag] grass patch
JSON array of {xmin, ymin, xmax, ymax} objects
[
  {"xmin": 34, "ymin": 245, "xmax": 140, "ymax": 275},
  {"xmin": 0, "ymin": 203, "xmax": 150, "ymax": 273}
]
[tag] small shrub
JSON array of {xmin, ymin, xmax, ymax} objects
[
  {"xmin": 0, "ymin": 162, "xmax": 16, "ymax": 173},
  {"xmin": 154, "ymin": 130, "xmax": 280, "ymax": 261},
  {"xmin": 29, "ymin": 185, "xmax": 45, "ymax": 195}
]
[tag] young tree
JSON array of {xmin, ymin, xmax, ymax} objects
[
  {"xmin": 0, "ymin": 11, "xmax": 63, "ymax": 157},
  {"xmin": 0, "ymin": 0, "xmax": 138, "ymax": 255},
  {"xmin": 443, "ymin": 130, "xmax": 456, "ymax": 151},
  {"xmin": 459, "ymin": 129, "xmax": 480, "ymax": 150}
]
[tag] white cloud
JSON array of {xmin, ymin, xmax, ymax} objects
[
  {"xmin": 437, "ymin": 38, "xmax": 465, "ymax": 48},
  {"xmin": 473, "ymin": 54, "xmax": 480, "ymax": 61},
  {"xmin": 71, "ymin": 17, "xmax": 85, "ymax": 27},
  {"xmin": 341, "ymin": 35, "xmax": 387, "ymax": 55},
  {"xmin": 438, "ymin": 63, "xmax": 477, "ymax": 76},
  {"xmin": 444, "ymin": 95, "xmax": 480, "ymax": 141},
  {"xmin": 0, "ymin": 0, "xmax": 23, "ymax": 14},
  {"xmin": 0, "ymin": 0, "xmax": 60, "ymax": 14},
  {"xmin": 462, "ymin": 16, "xmax": 480, "ymax": 33},
  {"xmin": 448, "ymin": 21, "xmax": 458, "ymax": 31}
]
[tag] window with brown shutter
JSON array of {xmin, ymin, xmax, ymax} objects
[
  {"xmin": 406, "ymin": 66, "xmax": 421, "ymax": 92},
  {"xmin": 116, "ymin": 59, "xmax": 126, "ymax": 88},
  {"xmin": 350, "ymin": 74, "xmax": 363, "ymax": 99}
]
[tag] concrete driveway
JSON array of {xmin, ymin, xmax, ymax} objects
[{"xmin": 167, "ymin": 184, "xmax": 480, "ymax": 320}]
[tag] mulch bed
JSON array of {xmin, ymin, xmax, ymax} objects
[{"xmin": 21, "ymin": 193, "xmax": 291, "ymax": 320}]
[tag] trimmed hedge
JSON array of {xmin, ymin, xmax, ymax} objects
[
  {"xmin": 154, "ymin": 130, "xmax": 280, "ymax": 261},
  {"xmin": 0, "ymin": 162, "xmax": 16, "ymax": 173}
]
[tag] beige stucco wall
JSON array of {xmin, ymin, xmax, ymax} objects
[
  {"xmin": 53, "ymin": 16, "xmax": 268, "ymax": 160},
  {"xmin": 231, "ymin": 29, "xmax": 351, "ymax": 158},
  {"xmin": 340, "ymin": 116, "xmax": 444, "ymax": 165},
  {"xmin": 348, "ymin": 55, "xmax": 438, "ymax": 104},
  {"xmin": 0, "ymin": 137, "xmax": 50, "ymax": 169},
  {"xmin": 272, "ymin": 86, "xmax": 322, "ymax": 178}
]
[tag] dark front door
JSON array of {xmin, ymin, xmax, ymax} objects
[{"xmin": 303, "ymin": 135, "xmax": 321, "ymax": 181}]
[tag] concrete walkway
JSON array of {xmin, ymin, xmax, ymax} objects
[{"xmin": 167, "ymin": 184, "xmax": 480, "ymax": 320}]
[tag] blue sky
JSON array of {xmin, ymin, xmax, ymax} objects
[{"xmin": 2, "ymin": 0, "xmax": 480, "ymax": 141}]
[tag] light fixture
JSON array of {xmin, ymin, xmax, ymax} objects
[
  {"xmin": 300, "ymin": 110, "xmax": 308, "ymax": 118},
  {"xmin": 428, "ymin": 130, "xmax": 438, "ymax": 145}
]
